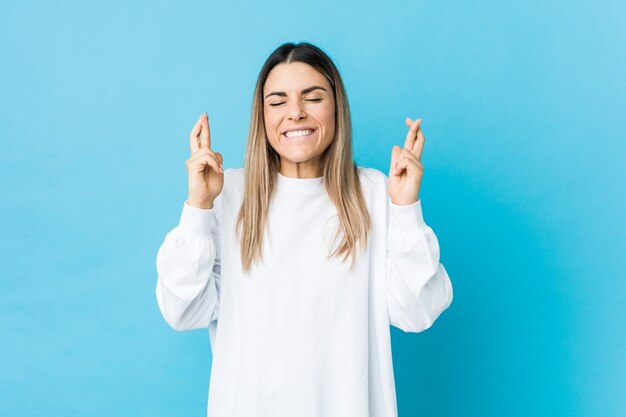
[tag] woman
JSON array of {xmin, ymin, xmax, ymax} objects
[{"xmin": 156, "ymin": 42, "xmax": 453, "ymax": 417}]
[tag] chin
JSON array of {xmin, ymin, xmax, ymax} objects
[{"xmin": 281, "ymin": 152, "xmax": 315, "ymax": 163}]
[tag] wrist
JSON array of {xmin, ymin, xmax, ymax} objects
[
  {"xmin": 186, "ymin": 199, "xmax": 214, "ymax": 210},
  {"xmin": 390, "ymin": 197, "xmax": 419, "ymax": 206}
]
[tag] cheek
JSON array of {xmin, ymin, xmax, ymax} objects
[
  {"xmin": 322, "ymin": 102, "xmax": 336, "ymax": 127},
  {"xmin": 264, "ymin": 113, "xmax": 280, "ymax": 135},
  {"xmin": 322, "ymin": 110, "xmax": 336, "ymax": 134}
]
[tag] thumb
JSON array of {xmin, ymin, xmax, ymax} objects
[{"xmin": 389, "ymin": 145, "xmax": 402, "ymax": 176}]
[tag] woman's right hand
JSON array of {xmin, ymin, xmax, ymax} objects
[{"xmin": 186, "ymin": 113, "xmax": 224, "ymax": 209}]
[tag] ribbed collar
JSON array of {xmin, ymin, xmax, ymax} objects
[{"xmin": 275, "ymin": 170, "xmax": 325, "ymax": 194}]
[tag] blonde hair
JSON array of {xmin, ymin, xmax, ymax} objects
[{"xmin": 236, "ymin": 42, "xmax": 371, "ymax": 273}]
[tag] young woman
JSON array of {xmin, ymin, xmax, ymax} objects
[{"xmin": 156, "ymin": 42, "xmax": 453, "ymax": 417}]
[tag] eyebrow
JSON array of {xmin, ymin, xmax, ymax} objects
[{"xmin": 264, "ymin": 85, "xmax": 328, "ymax": 100}]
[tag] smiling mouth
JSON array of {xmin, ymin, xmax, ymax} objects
[{"xmin": 282, "ymin": 128, "xmax": 316, "ymax": 139}]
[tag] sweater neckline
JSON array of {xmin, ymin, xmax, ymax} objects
[{"xmin": 276, "ymin": 170, "xmax": 325, "ymax": 194}]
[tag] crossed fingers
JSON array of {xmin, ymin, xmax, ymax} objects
[
  {"xmin": 187, "ymin": 113, "xmax": 223, "ymax": 172},
  {"xmin": 189, "ymin": 113, "xmax": 213, "ymax": 154},
  {"xmin": 403, "ymin": 117, "xmax": 425, "ymax": 161}
]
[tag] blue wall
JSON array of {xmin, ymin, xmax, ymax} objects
[{"xmin": 1, "ymin": 1, "xmax": 624, "ymax": 416}]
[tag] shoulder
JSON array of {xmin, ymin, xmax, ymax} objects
[
  {"xmin": 222, "ymin": 167, "xmax": 245, "ymax": 197},
  {"xmin": 357, "ymin": 166, "xmax": 389, "ymax": 210},
  {"xmin": 356, "ymin": 166, "xmax": 389, "ymax": 221},
  {"xmin": 357, "ymin": 166, "xmax": 388, "ymax": 192},
  {"xmin": 213, "ymin": 167, "xmax": 244, "ymax": 211},
  {"xmin": 223, "ymin": 166, "xmax": 245, "ymax": 186}
]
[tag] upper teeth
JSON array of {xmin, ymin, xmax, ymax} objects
[{"xmin": 284, "ymin": 129, "xmax": 313, "ymax": 138}]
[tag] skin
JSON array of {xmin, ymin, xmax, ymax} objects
[
  {"xmin": 184, "ymin": 64, "xmax": 427, "ymax": 209},
  {"xmin": 186, "ymin": 113, "xmax": 224, "ymax": 209},
  {"xmin": 262, "ymin": 62, "xmax": 426, "ymax": 204},
  {"xmin": 263, "ymin": 62, "xmax": 336, "ymax": 179},
  {"xmin": 387, "ymin": 117, "xmax": 426, "ymax": 206}
]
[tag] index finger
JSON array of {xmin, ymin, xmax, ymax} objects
[
  {"xmin": 189, "ymin": 115, "xmax": 203, "ymax": 154},
  {"xmin": 200, "ymin": 113, "xmax": 211, "ymax": 149}
]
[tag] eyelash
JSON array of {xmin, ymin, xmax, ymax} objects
[{"xmin": 269, "ymin": 98, "xmax": 322, "ymax": 107}]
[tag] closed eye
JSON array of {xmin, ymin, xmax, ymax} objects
[{"xmin": 269, "ymin": 98, "xmax": 323, "ymax": 107}]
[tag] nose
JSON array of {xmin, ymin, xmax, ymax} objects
[{"xmin": 287, "ymin": 101, "xmax": 307, "ymax": 120}]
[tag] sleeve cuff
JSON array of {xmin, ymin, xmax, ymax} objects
[
  {"xmin": 389, "ymin": 197, "xmax": 427, "ymax": 231},
  {"xmin": 177, "ymin": 200, "xmax": 216, "ymax": 239}
]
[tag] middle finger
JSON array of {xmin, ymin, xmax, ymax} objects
[
  {"xmin": 403, "ymin": 117, "xmax": 422, "ymax": 151},
  {"xmin": 412, "ymin": 126, "xmax": 425, "ymax": 161}
]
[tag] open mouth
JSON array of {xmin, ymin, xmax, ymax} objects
[{"xmin": 282, "ymin": 128, "xmax": 316, "ymax": 139}]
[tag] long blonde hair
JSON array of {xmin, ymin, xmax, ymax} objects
[{"xmin": 236, "ymin": 42, "xmax": 371, "ymax": 273}]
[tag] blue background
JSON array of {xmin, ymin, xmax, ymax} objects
[{"xmin": 1, "ymin": 0, "xmax": 624, "ymax": 416}]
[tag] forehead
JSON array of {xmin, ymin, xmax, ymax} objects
[{"xmin": 264, "ymin": 62, "xmax": 330, "ymax": 92}]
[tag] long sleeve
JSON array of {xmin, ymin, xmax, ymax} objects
[
  {"xmin": 155, "ymin": 200, "xmax": 221, "ymax": 331},
  {"xmin": 385, "ymin": 194, "xmax": 453, "ymax": 333}
]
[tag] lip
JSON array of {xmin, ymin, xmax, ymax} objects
[{"xmin": 281, "ymin": 127, "xmax": 317, "ymax": 136}]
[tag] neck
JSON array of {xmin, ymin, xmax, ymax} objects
[{"xmin": 278, "ymin": 158, "xmax": 323, "ymax": 178}]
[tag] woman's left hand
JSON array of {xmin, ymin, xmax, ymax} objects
[{"xmin": 387, "ymin": 117, "xmax": 425, "ymax": 205}]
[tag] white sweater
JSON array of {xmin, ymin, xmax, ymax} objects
[{"xmin": 156, "ymin": 166, "xmax": 453, "ymax": 417}]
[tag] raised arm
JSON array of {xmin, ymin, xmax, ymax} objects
[
  {"xmin": 155, "ymin": 113, "xmax": 224, "ymax": 331},
  {"xmin": 155, "ymin": 201, "xmax": 221, "ymax": 331},
  {"xmin": 384, "ymin": 116, "xmax": 453, "ymax": 332},
  {"xmin": 385, "ymin": 194, "xmax": 453, "ymax": 332}
]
